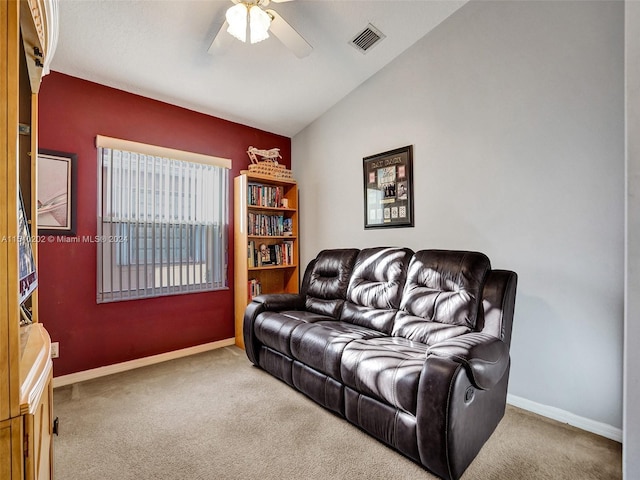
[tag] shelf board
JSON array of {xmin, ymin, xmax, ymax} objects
[
  {"xmin": 249, "ymin": 264, "xmax": 298, "ymax": 271},
  {"xmin": 240, "ymin": 171, "xmax": 297, "ymax": 185},
  {"xmin": 248, "ymin": 235, "xmax": 297, "ymax": 240},
  {"xmin": 248, "ymin": 205, "xmax": 297, "ymax": 212}
]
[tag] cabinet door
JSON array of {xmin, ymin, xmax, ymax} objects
[
  {"xmin": 0, "ymin": 418, "xmax": 23, "ymax": 480},
  {"xmin": 24, "ymin": 372, "xmax": 53, "ymax": 480}
]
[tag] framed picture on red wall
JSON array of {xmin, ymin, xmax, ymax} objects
[{"xmin": 37, "ymin": 149, "xmax": 78, "ymax": 236}]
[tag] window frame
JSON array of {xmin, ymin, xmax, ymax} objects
[{"xmin": 96, "ymin": 135, "xmax": 231, "ymax": 303}]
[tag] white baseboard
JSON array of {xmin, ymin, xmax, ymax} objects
[
  {"xmin": 53, "ymin": 338, "xmax": 236, "ymax": 388},
  {"xmin": 507, "ymin": 394, "xmax": 622, "ymax": 443}
]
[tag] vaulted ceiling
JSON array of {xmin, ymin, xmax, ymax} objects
[{"xmin": 51, "ymin": 0, "xmax": 466, "ymax": 137}]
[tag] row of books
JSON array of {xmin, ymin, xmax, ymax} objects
[
  {"xmin": 248, "ymin": 278, "xmax": 262, "ymax": 300},
  {"xmin": 248, "ymin": 183, "xmax": 284, "ymax": 208},
  {"xmin": 248, "ymin": 212, "xmax": 293, "ymax": 237},
  {"xmin": 248, "ymin": 240, "xmax": 295, "ymax": 267}
]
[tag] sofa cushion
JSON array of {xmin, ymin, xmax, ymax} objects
[
  {"xmin": 393, "ymin": 250, "xmax": 491, "ymax": 342},
  {"xmin": 341, "ymin": 337, "xmax": 427, "ymax": 415},
  {"xmin": 305, "ymin": 249, "xmax": 360, "ymax": 318},
  {"xmin": 340, "ymin": 247, "xmax": 413, "ymax": 334},
  {"xmin": 290, "ymin": 320, "xmax": 385, "ymax": 380},
  {"xmin": 392, "ymin": 312, "xmax": 470, "ymax": 346},
  {"xmin": 254, "ymin": 311, "xmax": 329, "ymax": 358}
]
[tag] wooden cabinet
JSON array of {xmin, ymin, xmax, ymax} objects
[
  {"xmin": 234, "ymin": 173, "xmax": 299, "ymax": 348},
  {"xmin": 20, "ymin": 325, "xmax": 53, "ymax": 480},
  {"xmin": 0, "ymin": 418, "xmax": 23, "ymax": 480},
  {"xmin": 1, "ymin": 1, "xmax": 57, "ymax": 479}
]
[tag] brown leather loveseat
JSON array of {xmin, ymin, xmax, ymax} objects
[{"xmin": 243, "ymin": 247, "xmax": 517, "ymax": 480}]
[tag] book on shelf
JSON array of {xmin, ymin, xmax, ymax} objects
[
  {"xmin": 248, "ymin": 278, "xmax": 262, "ymax": 300},
  {"xmin": 248, "ymin": 240, "xmax": 255, "ymax": 267},
  {"xmin": 248, "ymin": 184, "xmax": 284, "ymax": 208},
  {"xmin": 247, "ymin": 212, "xmax": 285, "ymax": 236},
  {"xmin": 283, "ymin": 218, "xmax": 293, "ymax": 236},
  {"xmin": 248, "ymin": 240, "xmax": 295, "ymax": 267},
  {"xmin": 267, "ymin": 245, "xmax": 281, "ymax": 265},
  {"xmin": 283, "ymin": 240, "xmax": 294, "ymax": 265}
]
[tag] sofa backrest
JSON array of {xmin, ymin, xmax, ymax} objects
[
  {"xmin": 303, "ymin": 249, "xmax": 360, "ymax": 318},
  {"xmin": 392, "ymin": 250, "xmax": 491, "ymax": 345},
  {"xmin": 477, "ymin": 269, "xmax": 518, "ymax": 347},
  {"xmin": 340, "ymin": 247, "xmax": 413, "ymax": 334}
]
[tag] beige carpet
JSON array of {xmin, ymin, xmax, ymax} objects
[{"xmin": 53, "ymin": 347, "xmax": 621, "ymax": 480}]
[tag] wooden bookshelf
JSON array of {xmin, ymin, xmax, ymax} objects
[{"xmin": 234, "ymin": 173, "xmax": 299, "ymax": 348}]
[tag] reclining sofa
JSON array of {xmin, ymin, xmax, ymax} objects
[{"xmin": 243, "ymin": 247, "xmax": 517, "ymax": 480}]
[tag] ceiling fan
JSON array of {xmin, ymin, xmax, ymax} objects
[{"xmin": 208, "ymin": 0, "xmax": 313, "ymax": 58}]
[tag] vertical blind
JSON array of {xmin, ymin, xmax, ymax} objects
[{"xmin": 96, "ymin": 136, "xmax": 230, "ymax": 303}]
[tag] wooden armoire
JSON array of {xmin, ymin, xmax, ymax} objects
[{"xmin": 1, "ymin": 1, "xmax": 58, "ymax": 479}]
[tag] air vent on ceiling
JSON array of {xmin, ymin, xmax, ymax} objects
[{"xmin": 350, "ymin": 24, "xmax": 385, "ymax": 54}]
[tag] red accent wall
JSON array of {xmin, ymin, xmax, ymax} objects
[{"xmin": 38, "ymin": 72, "xmax": 291, "ymax": 376}]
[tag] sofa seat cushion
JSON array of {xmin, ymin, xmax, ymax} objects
[
  {"xmin": 341, "ymin": 337, "xmax": 427, "ymax": 415},
  {"xmin": 254, "ymin": 311, "xmax": 329, "ymax": 358},
  {"xmin": 392, "ymin": 311, "xmax": 470, "ymax": 346},
  {"xmin": 290, "ymin": 321, "xmax": 385, "ymax": 380}
]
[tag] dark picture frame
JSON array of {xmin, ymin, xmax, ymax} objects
[
  {"xmin": 37, "ymin": 149, "xmax": 78, "ymax": 236},
  {"xmin": 363, "ymin": 145, "xmax": 414, "ymax": 229}
]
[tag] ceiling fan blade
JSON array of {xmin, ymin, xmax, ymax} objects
[
  {"xmin": 260, "ymin": 0, "xmax": 294, "ymax": 6},
  {"xmin": 208, "ymin": 20, "xmax": 230, "ymax": 54},
  {"xmin": 267, "ymin": 9, "xmax": 312, "ymax": 58}
]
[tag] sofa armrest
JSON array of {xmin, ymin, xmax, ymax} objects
[
  {"xmin": 427, "ymin": 332, "xmax": 509, "ymax": 390},
  {"xmin": 481, "ymin": 270, "xmax": 517, "ymax": 347},
  {"xmin": 251, "ymin": 293, "xmax": 305, "ymax": 311},
  {"xmin": 418, "ymin": 333, "xmax": 511, "ymax": 478},
  {"xmin": 242, "ymin": 293, "xmax": 305, "ymax": 365},
  {"xmin": 417, "ymin": 353, "xmax": 510, "ymax": 480}
]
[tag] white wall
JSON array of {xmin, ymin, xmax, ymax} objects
[
  {"xmin": 625, "ymin": 0, "xmax": 640, "ymax": 477},
  {"xmin": 293, "ymin": 0, "xmax": 624, "ymax": 432}
]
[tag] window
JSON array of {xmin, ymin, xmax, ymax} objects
[{"xmin": 96, "ymin": 136, "xmax": 230, "ymax": 303}]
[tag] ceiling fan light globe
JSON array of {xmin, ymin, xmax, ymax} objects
[
  {"xmin": 226, "ymin": 3, "xmax": 248, "ymax": 42},
  {"xmin": 250, "ymin": 29, "xmax": 269, "ymax": 44},
  {"xmin": 249, "ymin": 5, "xmax": 271, "ymax": 44}
]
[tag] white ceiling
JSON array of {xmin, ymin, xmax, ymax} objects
[{"xmin": 51, "ymin": 0, "xmax": 467, "ymax": 137}]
